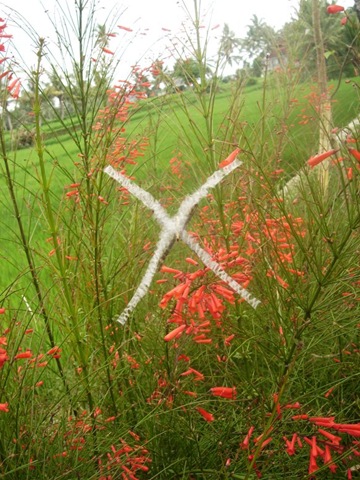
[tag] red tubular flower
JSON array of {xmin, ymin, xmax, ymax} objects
[
  {"xmin": 118, "ymin": 25, "xmax": 133, "ymax": 32},
  {"xmin": 327, "ymin": 5, "xmax": 345, "ymax": 14},
  {"xmin": 258, "ymin": 437, "xmax": 272, "ymax": 450},
  {"xmin": 180, "ymin": 367, "xmax": 204, "ymax": 381},
  {"xmin": 318, "ymin": 428, "xmax": 341, "ymax": 445},
  {"xmin": 307, "ymin": 149, "xmax": 339, "ymax": 168},
  {"xmin": 105, "ymin": 416, "xmax": 116, "ymax": 422},
  {"xmin": 240, "ymin": 426, "xmax": 255, "ymax": 449},
  {"xmin": 284, "ymin": 433, "xmax": 297, "ymax": 455},
  {"xmin": 0, "ymin": 349, "xmax": 9, "ymax": 368},
  {"xmin": 160, "ymin": 265, "xmax": 182, "ymax": 275},
  {"xmin": 224, "ymin": 334, "xmax": 235, "ymax": 346},
  {"xmin": 185, "ymin": 257, "xmax": 198, "ymax": 266},
  {"xmin": 348, "ymin": 148, "xmax": 360, "ymax": 162},
  {"xmin": 324, "ymin": 387, "xmax": 334, "ymax": 398},
  {"xmin": 9, "ymin": 80, "xmax": 20, "ymax": 99},
  {"xmin": 163, "ymin": 324, "xmax": 186, "ymax": 342},
  {"xmin": 0, "ymin": 403, "xmax": 9, "ymax": 412},
  {"xmin": 210, "ymin": 386, "xmax": 237, "ymax": 399},
  {"xmin": 47, "ymin": 346, "xmax": 61, "ymax": 356},
  {"xmin": 14, "ymin": 350, "xmax": 32, "ymax": 360},
  {"xmin": 284, "ymin": 402, "xmax": 301, "ymax": 409},
  {"xmin": 311, "ymin": 436, "xmax": 318, "ymax": 458},
  {"xmin": 218, "ymin": 148, "xmax": 241, "ymax": 168},
  {"xmin": 332, "ymin": 423, "xmax": 360, "ymax": 436},
  {"xmin": 308, "ymin": 452, "xmax": 318, "ymax": 474},
  {"xmin": 291, "ymin": 413, "xmax": 309, "ymax": 421},
  {"xmin": 324, "ymin": 445, "xmax": 337, "ymax": 473},
  {"xmin": 102, "ymin": 48, "xmax": 114, "ymax": 55},
  {"xmin": 309, "ymin": 416, "xmax": 335, "ymax": 427},
  {"xmin": 196, "ymin": 407, "xmax": 215, "ymax": 422}
]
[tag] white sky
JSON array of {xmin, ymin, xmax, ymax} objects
[{"xmin": 0, "ymin": 0, "xmax": 355, "ymax": 78}]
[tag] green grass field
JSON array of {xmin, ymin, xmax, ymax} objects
[{"xmin": 1, "ymin": 77, "xmax": 357, "ymax": 295}]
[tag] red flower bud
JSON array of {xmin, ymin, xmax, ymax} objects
[{"xmin": 327, "ymin": 5, "xmax": 345, "ymax": 14}]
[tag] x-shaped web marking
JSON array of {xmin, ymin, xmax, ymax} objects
[{"xmin": 104, "ymin": 159, "xmax": 260, "ymax": 325}]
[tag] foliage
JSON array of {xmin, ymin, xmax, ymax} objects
[
  {"xmin": 0, "ymin": 1, "xmax": 359, "ymax": 480},
  {"xmin": 172, "ymin": 57, "xmax": 203, "ymax": 86},
  {"xmin": 240, "ymin": 14, "xmax": 278, "ymax": 61},
  {"xmin": 282, "ymin": 0, "xmax": 358, "ymax": 79},
  {"xmin": 219, "ymin": 23, "xmax": 242, "ymax": 67}
]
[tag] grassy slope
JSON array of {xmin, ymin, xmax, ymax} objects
[{"xmin": 0, "ymin": 78, "xmax": 357, "ymax": 291}]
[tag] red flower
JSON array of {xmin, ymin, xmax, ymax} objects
[
  {"xmin": 309, "ymin": 416, "xmax": 335, "ymax": 427},
  {"xmin": 284, "ymin": 433, "xmax": 297, "ymax": 455},
  {"xmin": 218, "ymin": 148, "xmax": 241, "ymax": 168},
  {"xmin": 102, "ymin": 48, "xmax": 114, "ymax": 55},
  {"xmin": 47, "ymin": 346, "xmax": 61, "ymax": 356},
  {"xmin": 308, "ymin": 438, "xmax": 319, "ymax": 474},
  {"xmin": 332, "ymin": 423, "xmax": 360, "ymax": 436},
  {"xmin": 118, "ymin": 25, "xmax": 133, "ymax": 32},
  {"xmin": 240, "ymin": 426, "xmax": 255, "ymax": 449},
  {"xmin": 14, "ymin": 350, "xmax": 32, "ymax": 360},
  {"xmin": 307, "ymin": 149, "xmax": 339, "ymax": 168},
  {"xmin": 292, "ymin": 414, "xmax": 309, "ymax": 420},
  {"xmin": 318, "ymin": 428, "xmax": 341, "ymax": 445},
  {"xmin": 0, "ymin": 348, "xmax": 8, "ymax": 368},
  {"xmin": 10, "ymin": 81, "xmax": 20, "ymax": 99},
  {"xmin": 0, "ymin": 402, "xmax": 9, "ymax": 412},
  {"xmin": 180, "ymin": 367, "xmax": 204, "ymax": 381},
  {"xmin": 210, "ymin": 386, "xmax": 237, "ymax": 399},
  {"xmin": 164, "ymin": 324, "xmax": 186, "ymax": 342},
  {"xmin": 324, "ymin": 445, "xmax": 337, "ymax": 473},
  {"xmin": 284, "ymin": 402, "xmax": 301, "ymax": 409},
  {"xmin": 224, "ymin": 334, "xmax": 235, "ymax": 346},
  {"xmin": 327, "ymin": 5, "xmax": 345, "ymax": 14},
  {"xmin": 196, "ymin": 407, "xmax": 215, "ymax": 422},
  {"xmin": 7, "ymin": 78, "xmax": 20, "ymax": 99},
  {"xmin": 348, "ymin": 148, "xmax": 360, "ymax": 162},
  {"xmin": 105, "ymin": 416, "xmax": 116, "ymax": 422}
]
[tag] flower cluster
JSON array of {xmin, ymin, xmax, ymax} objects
[
  {"xmin": 0, "ymin": 20, "xmax": 20, "ymax": 99},
  {"xmin": 98, "ymin": 433, "xmax": 151, "ymax": 480},
  {"xmin": 236, "ymin": 395, "xmax": 360, "ymax": 478}
]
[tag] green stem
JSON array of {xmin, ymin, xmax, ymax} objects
[
  {"xmin": 245, "ymin": 210, "xmax": 358, "ymax": 478},
  {"xmin": 33, "ymin": 39, "xmax": 95, "ymax": 418},
  {"xmin": 0, "ymin": 102, "xmax": 73, "ymax": 410}
]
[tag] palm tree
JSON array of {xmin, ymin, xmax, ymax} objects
[
  {"xmin": 241, "ymin": 15, "xmax": 277, "ymax": 60},
  {"xmin": 219, "ymin": 24, "xmax": 241, "ymax": 67}
]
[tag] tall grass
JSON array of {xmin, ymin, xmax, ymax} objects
[{"xmin": 0, "ymin": 1, "xmax": 359, "ymax": 479}]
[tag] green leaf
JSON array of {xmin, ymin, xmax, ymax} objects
[{"xmin": 324, "ymin": 51, "xmax": 335, "ymax": 59}]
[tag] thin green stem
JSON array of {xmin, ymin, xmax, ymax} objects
[{"xmin": 32, "ymin": 39, "xmax": 95, "ymax": 418}]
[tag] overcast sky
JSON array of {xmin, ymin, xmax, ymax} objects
[{"xmin": 0, "ymin": 0, "xmax": 354, "ymax": 78}]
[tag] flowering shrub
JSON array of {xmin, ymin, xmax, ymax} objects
[{"xmin": 0, "ymin": 1, "xmax": 359, "ymax": 479}]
